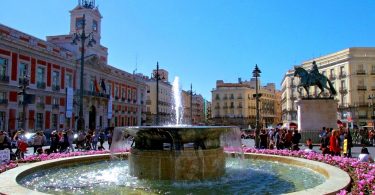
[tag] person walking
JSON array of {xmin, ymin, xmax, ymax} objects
[
  {"xmin": 329, "ymin": 129, "xmax": 341, "ymax": 156},
  {"xmin": 98, "ymin": 130, "xmax": 105, "ymax": 150},
  {"xmin": 32, "ymin": 132, "xmax": 43, "ymax": 154},
  {"xmin": 291, "ymin": 129, "xmax": 301, "ymax": 151},
  {"xmin": 66, "ymin": 129, "xmax": 75, "ymax": 152},
  {"xmin": 92, "ymin": 130, "xmax": 98, "ymax": 150}
]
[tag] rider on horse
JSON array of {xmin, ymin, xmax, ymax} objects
[{"xmin": 309, "ymin": 61, "xmax": 320, "ymax": 85}]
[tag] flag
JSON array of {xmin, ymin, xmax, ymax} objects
[
  {"xmin": 100, "ymin": 78, "xmax": 106, "ymax": 93},
  {"xmin": 94, "ymin": 77, "xmax": 99, "ymax": 93}
]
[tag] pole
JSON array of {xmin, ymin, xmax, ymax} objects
[
  {"xmin": 22, "ymin": 82, "xmax": 26, "ymax": 130},
  {"xmin": 156, "ymin": 62, "xmax": 159, "ymax": 125},
  {"xmin": 77, "ymin": 14, "xmax": 86, "ymax": 131},
  {"xmin": 190, "ymin": 83, "xmax": 193, "ymax": 124},
  {"xmin": 255, "ymin": 73, "xmax": 260, "ymax": 148}
]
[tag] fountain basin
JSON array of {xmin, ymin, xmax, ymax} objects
[
  {"xmin": 130, "ymin": 148, "xmax": 225, "ymax": 180},
  {"xmin": 0, "ymin": 153, "xmax": 350, "ymax": 195}
]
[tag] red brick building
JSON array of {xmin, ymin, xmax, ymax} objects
[{"xmin": 0, "ymin": 1, "xmax": 146, "ymax": 133}]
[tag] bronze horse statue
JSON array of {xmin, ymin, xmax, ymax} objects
[{"xmin": 294, "ymin": 67, "xmax": 337, "ymax": 98}]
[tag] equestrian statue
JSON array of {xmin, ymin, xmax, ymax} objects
[{"xmin": 294, "ymin": 61, "xmax": 337, "ymax": 98}]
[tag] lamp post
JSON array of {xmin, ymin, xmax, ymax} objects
[
  {"xmin": 18, "ymin": 68, "xmax": 29, "ymax": 130},
  {"xmin": 190, "ymin": 83, "xmax": 193, "ymax": 125},
  {"xmin": 368, "ymin": 95, "xmax": 375, "ymax": 129},
  {"xmin": 152, "ymin": 62, "xmax": 164, "ymax": 125},
  {"xmin": 71, "ymin": 14, "xmax": 96, "ymax": 131},
  {"xmin": 252, "ymin": 64, "xmax": 261, "ymax": 148}
]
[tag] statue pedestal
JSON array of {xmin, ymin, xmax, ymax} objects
[{"xmin": 296, "ymin": 98, "xmax": 338, "ymax": 132}]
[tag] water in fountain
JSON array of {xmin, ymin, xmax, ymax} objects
[{"xmin": 172, "ymin": 76, "xmax": 184, "ymax": 125}]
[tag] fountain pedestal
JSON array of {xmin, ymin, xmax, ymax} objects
[
  {"xmin": 129, "ymin": 148, "xmax": 225, "ymax": 180},
  {"xmin": 115, "ymin": 126, "xmax": 240, "ymax": 180}
]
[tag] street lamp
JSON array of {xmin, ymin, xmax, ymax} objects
[
  {"xmin": 368, "ymin": 95, "xmax": 375, "ymax": 129},
  {"xmin": 190, "ymin": 83, "xmax": 193, "ymax": 125},
  {"xmin": 252, "ymin": 64, "xmax": 261, "ymax": 148},
  {"xmin": 18, "ymin": 68, "xmax": 30, "ymax": 130},
  {"xmin": 71, "ymin": 14, "xmax": 96, "ymax": 131},
  {"xmin": 152, "ymin": 62, "xmax": 164, "ymax": 125}
]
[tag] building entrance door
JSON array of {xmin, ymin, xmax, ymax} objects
[{"xmin": 89, "ymin": 106, "xmax": 96, "ymax": 130}]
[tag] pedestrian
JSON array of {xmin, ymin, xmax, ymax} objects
[
  {"xmin": 98, "ymin": 130, "xmax": 105, "ymax": 150},
  {"xmin": 358, "ymin": 147, "xmax": 374, "ymax": 163},
  {"xmin": 346, "ymin": 129, "xmax": 353, "ymax": 157},
  {"xmin": 32, "ymin": 132, "xmax": 43, "ymax": 154},
  {"xmin": 66, "ymin": 129, "xmax": 75, "ymax": 152},
  {"xmin": 49, "ymin": 131, "xmax": 59, "ymax": 153},
  {"xmin": 291, "ymin": 129, "xmax": 301, "ymax": 151},
  {"xmin": 259, "ymin": 129, "xmax": 267, "ymax": 149},
  {"xmin": 0, "ymin": 130, "xmax": 6, "ymax": 150},
  {"xmin": 92, "ymin": 130, "xmax": 98, "ymax": 150},
  {"xmin": 329, "ymin": 129, "xmax": 341, "ymax": 156}
]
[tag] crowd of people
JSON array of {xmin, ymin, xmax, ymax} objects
[
  {"xmin": 0, "ymin": 126, "xmax": 374, "ymax": 163},
  {"xmin": 0, "ymin": 128, "xmax": 114, "ymax": 160},
  {"xmin": 253, "ymin": 126, "xmax": 374, "ymax": 163}
]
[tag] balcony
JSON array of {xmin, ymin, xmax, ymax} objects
[
  {"xmin": 230, "ymin": 96, "xmax": 234, "ymax": 100},
  {"xmin": 52, "ymin": 104, "xmax": 59, "ymax": 109},
  {"xmin": 0, "ymin": 99, "xmax": 8, "ymax": 105},
  {"xmin": 37, "ymin": 82, "xmax": 46, "ymax": 89},
  {"xmin": 357, "ymin": 86, "xmax": 367, "ymax": 91},
  {"xmin": 215, "ymin": 96, "xmax": 220, "ymax": 100},
  {"xmin": 36, "ymin": 103, "xmax": 45, "ymax": 109},
  {"xmin": 338, "ymin": 72, "xmax": 347, "ymax": 79},
  {"xmin": 114, "ymin": 96, "xmax": 119, "ymax": 100},
  {"xmin": 237, "ymin": 96, "xmax": 242, "ymax": 99},
  {"xmin": 52, "ymin": 85, "xmax": 60, "ymax": 91},
  {"xmin": 237, "ymin": 105, "xmax": 243, "ymax": 108},
  {"xmin": 329, "ymin": 75, "xmax": 336, "ymax": 80},
  {"xmin": 356, "ymin": 70, "xmax": 366, "ymax": 75},
  {"xmin": 223, "ymin": 106, "xmax": 228, "ymax": 109},
  {"xmin": 357, "ymin": 101, "xmax": 368, "ymax": 107},
  {"xmin": 18, "ymin": 78, "xmax": 29, "ymax": 86},
  {"xmin": 146, "ymin": 100, "xmax": 151, "ymax": 105},
  {"xmin": 121, "ymin": 97, "xmax": 126, "ymax": 102},
  {"xmin": 371, "ymin": 70, "xmax": 375, "ymax": 75},
  {"xmin": 0, "ymin": 75, "xmax": 9, "ymax": 83},
  {"xmin": 214, "ymin": 106, "xmax": 220, "ymax": 109},
  {"xmin": 223, "ymin": 96, "xmax": 228, "ymax": 100},
  {"xmin": 133, "ymin": 100, "xmax": 137, "ymax": 103}
]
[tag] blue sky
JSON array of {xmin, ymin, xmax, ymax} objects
[{"xmin": 1, "ymin": 1, "xmax": 375, "ymax": 99}]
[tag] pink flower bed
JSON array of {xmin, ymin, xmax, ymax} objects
[
  {"xmin": 243, "ymin": 148, "xmax": 375, "ymax": 195},
  {"xmin": 0, "ymin": 148, "xmax": 373, "ymax": 194}
]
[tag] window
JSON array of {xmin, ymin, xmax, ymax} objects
[
  {"xmin": 340, "ymin": 66, "xmax": 345, "ymax": 75},
  {"xmin": 0, "ymin": 92, "xmax": 6, "ymax": 101},
  {"xmin": 52, "ymin": 71, "xmax": 59, "ymax": 86},
  {"xmin": 52, "ymin": 114, "xmax": 58, "ymax": 129},
  {"xmin": 330, "ymin": 69, "xmax": 335, "ymax": 78},
  {"xmin": 115, "ymin": 86, "xmax": 119, "ymax": 97},
  {"xmin": 36, "ymin": 113, "xmax": 43, "ymax": 130},
  {"xmin": 53, "ymin": 97, "xmax": 59, "ymax": 105},
  {"xmin": 92, "ymin": 20, "xmax": 98, "ymax": 31},
  {"xmin": 122, "ymin": 89, "xmax": 126, "ymax": 98},
  {"xmin": 89, "ymin": 79, "xmax": 94, "ymax": 92},
  {"xmin": 66, "ymin": 74, "xmax": 73, "ymax": 88},
  {"xmin": 0, "ymin": 57, "xmax": 8, "ymax": 78},
  {"xmin": 127, "ymin": 89, "xmax": 131, "ymax": 99},
  {"xmin": 37, "ymin": 67, "xmax": 45, "ymax": 89},
  {"xmin": 19, "ymin": 62, "xmax": 28, "ymax": 79},
  {"xmin": 76, "ymin": 17, "xmax": 84, "ymax": 29},
  {"xmin": 341, "ymin": 80, "xmax": 346, "ymax": 89}
]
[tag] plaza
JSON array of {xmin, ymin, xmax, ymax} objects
[{"xmin": 0, "ymin": 0, "xmax": 375, "ymax": 194}]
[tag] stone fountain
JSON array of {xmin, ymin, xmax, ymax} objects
[
  {"xmin": 114, "ymin": 125, "xmax": 239, "ymax": 180},
  {"xmin": 111, "ymin": 77, "xmax": 240, "ymax": 180}
]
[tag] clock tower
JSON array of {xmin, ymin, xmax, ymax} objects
[{"xmin": 70, "ymin": 0, "xmax": 102, "ymax": 45}]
